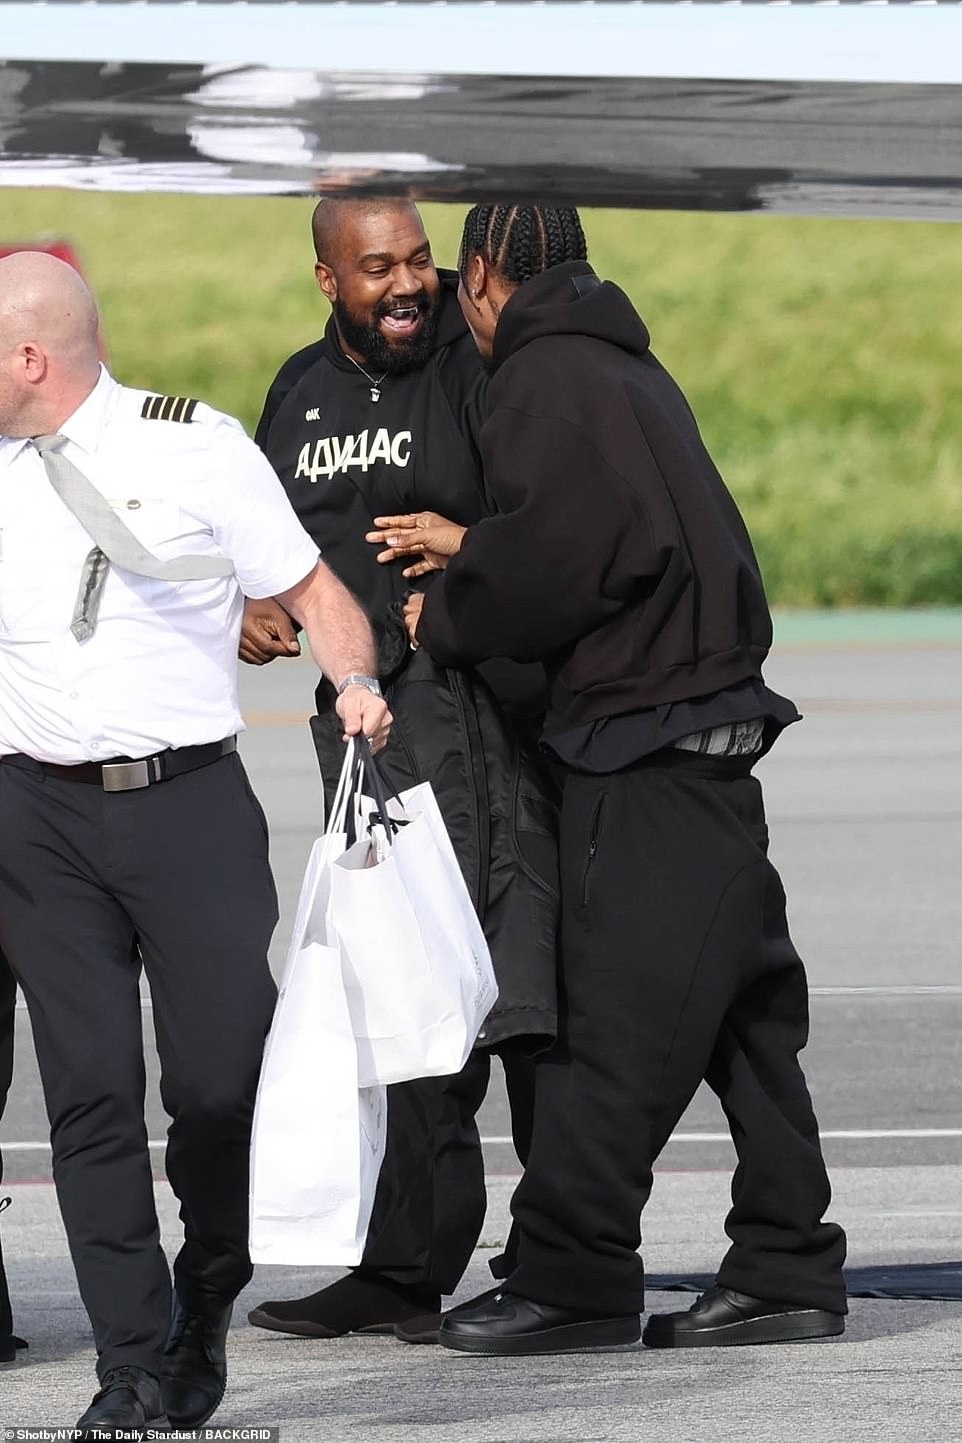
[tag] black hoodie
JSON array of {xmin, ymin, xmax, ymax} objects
[{"xmin": 418, "ymin": 260, "xmax": 797, "ymax": 755}]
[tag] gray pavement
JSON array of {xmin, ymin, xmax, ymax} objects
[{"xmin": 2, "ymin": 621, "xmax": 961, "ymax": 1438}]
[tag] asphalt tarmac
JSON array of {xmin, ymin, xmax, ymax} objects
[{"xmin": 2, "ymin": 612, "xmax": 961, "ymax": 1440}]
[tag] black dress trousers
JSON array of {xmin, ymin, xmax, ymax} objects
[
  {"xmin": 508, "ymin": 751, "xmax": 848, "ymax": 1318},
  {"xmin": 0, "ymin": 949, "xmax": 15, "ymax": 1339},
  {"xmin": 358, "ymin": 1046, "xmax": 534, "ymax": 1294},
  {"xmin": 0, "ymin": 753, "xmax": 278, "ymax": 1378}
]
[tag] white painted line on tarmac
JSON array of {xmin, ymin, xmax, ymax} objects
[
  {"xmin": 6, "ymin": 1127, "xmax": 962, "ymax": 1154},
  {"xmin": 480, "ymin": 1129, "xmax": 962, "ymax": 1146},
  {"xmin": 15, "ymin": 985, "xmax": 962, "ymax": 1011},
  {"xmin": 810, "ymin": 986, "xmax": 962, "ymax": 996},
  {"xmin": 3, "ymin": 1140, "xmax": 170, "ymax": 1152}
]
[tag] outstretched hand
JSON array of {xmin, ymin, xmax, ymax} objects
[
  {"xmin": 365, "ymin": 511, "xmax": 467, "ymax": 579},
  {"xmin": 239, "ymin": 597, "xmax": 301, "ymax": 665}
]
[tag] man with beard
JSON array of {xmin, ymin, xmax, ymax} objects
[
  {"xmin": 243, "ymin": 198, "xmax": 558, "ymax": 1344},
  {"xmin": 247, "ymin": 198, "xmax": 489, "ymax": 644}
]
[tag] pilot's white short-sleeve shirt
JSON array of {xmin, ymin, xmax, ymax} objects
[{"xmin": 0, "ymin": 367, "xmax": 320, "ymax": 763}]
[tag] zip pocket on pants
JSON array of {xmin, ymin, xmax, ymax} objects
[{"xmin": 581, "ymin": 792, "xmax": 606, "ymax": 906}]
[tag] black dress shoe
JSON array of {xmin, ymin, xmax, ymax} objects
[
  {"xmin": 0, "ymin": 1196, "xmax": 26, "ymax": 1364},
  {"xmin": 161, "ymin": 1297, "xmax": 232, "ymax": 1428},
  {"xmin": 75, "ymin": 1365, "xmax": 168, "ymax": 1439},
  {"xmin": 643, "ymin": 1285, "xmax": 846, "ymax": 1348},
  {"xmin": 439, "ymin": 1289, "xmax": 641, "ymax": 1356},
  {"xmin": 0, "ymin": 1333, "xmax": 28, "ymax": 1363}
]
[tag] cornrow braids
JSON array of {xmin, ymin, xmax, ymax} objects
[{"xmin": 458, "ymin": 204, "xmax": 588, "ymax": 287}]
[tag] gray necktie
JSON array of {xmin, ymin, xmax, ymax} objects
[{"xmin": 33, "ymin": 434, "xmax": 234, "ymax": 641}]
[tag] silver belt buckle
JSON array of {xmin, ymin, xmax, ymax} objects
[{"xmin": 101, "ymin": 759, "xmax": 153, "ymax": 792}]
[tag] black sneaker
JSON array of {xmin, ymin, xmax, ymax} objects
[
  {"xmin": 643, "ymin": 1286, "xmax": 846, "ymax": 1348},
  {"xmin": 439, "ymin": 1289, "xmax": 641, "ymax": 1356}
]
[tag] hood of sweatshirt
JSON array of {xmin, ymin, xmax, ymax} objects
[{"xmin": 490, "ymin": 260, "xmax": 651, "ymax": 374}]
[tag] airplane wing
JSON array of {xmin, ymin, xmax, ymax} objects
[{"xmin": 1, "ymin": 2, "xmax": 961, "ymax": 217}]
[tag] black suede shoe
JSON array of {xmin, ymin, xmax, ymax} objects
[
  {"xmin": 392, "ymin": 1308, "xmax": 444, "ymax": 1345},
  {"xmin": 643, "ymin": 1285, "xmax": 846, "ymax": 1348},
  {"xmin": 248, "ymin": 1274, "xmax": 442, "ymax": 1339},
  {"xmin": 161, "ymin": 1297, "xmax": 231, "ymax": 1428},
  {"xmin": 395, "ymin": 1285, "xmax": 503, "ymax": 1346},
  {"xmin": 75, "ymin": 1365, "xmax": 168, "ymax": 1439},
  {"xmin": 439, "ymin": 1289, "xmax": 641, "ymax": 1356}
]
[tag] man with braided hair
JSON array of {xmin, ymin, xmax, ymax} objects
[{"xmin": 405, "ymin": 202, "xmax": 847, "ymax": 1356}]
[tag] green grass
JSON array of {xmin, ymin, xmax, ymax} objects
[{"xmin": 3, "ymin": 192, "xmax": 961, "ymax": 605}]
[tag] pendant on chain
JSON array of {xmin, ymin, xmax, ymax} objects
[{"xmin": 370, "ymin": 387, "xmax": 381, "ymax": 403}]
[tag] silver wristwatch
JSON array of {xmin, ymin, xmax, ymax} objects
[{"xmin": 337, "ymin": 673, "xmax": 383, "ymax": 697}]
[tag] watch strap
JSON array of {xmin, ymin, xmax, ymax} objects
[{"xmin": 337, "ymin": 673, "xmax": 382, "ymax": 696}]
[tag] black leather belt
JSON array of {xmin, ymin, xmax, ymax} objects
[{"xmin": 2, "ymin": 736, "xmax": 238, "ymax": 792}]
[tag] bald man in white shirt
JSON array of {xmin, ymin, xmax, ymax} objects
[{"xmin": 0, "ymin": 252, "xmax": 391, "ymax": 1438}]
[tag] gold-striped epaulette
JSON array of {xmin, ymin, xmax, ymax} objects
[{"xmin": 141, "ymin": 395, "xmax": 199, "ymax": 424}]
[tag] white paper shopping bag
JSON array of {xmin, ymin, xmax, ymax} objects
[
  {"xmin": 328, "ymin": 748, "xmax": 499, "ymax": 1087},
  {"xmin": 249, "ymin": 939, "xmax": 386, "ymax": 1264},
  {"xmin": 249, "ymin": 744, "xmax": 387, "ymax": 1264}
]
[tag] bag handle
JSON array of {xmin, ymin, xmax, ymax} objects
[
  {"xmin": 358, "ymin": 738, "xmax": 400, "ymax": 846},
  {"xmin": 326, "ymin": 739, "xmax": 357, "ymax": 838}
]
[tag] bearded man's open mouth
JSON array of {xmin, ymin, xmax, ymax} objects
[{"xmin": 378, "ymin": 301, "xmax": 425, "ymax": 339}]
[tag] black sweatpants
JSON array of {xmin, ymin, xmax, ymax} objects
[
  {"xmin": 508, "ymin": 751, "xmax": 847, "ymax": 1317},
  {"xmin": 0, "ymin": 753, "xmax": 279, "ymax": 1378},
  {"xmin": 359, "ymin": 1045, "xmax": 534, "ymax": 1294},
  {"xmin": 0, "ymin": 949, "xmax": 15, "ymax": 1339}
]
